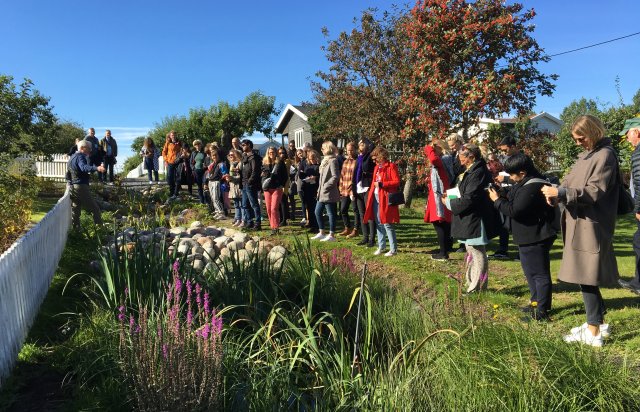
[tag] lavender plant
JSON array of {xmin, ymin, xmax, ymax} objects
[{"xmin": 118, "ymin": 260, "xmax": 223, "ymax": 411}]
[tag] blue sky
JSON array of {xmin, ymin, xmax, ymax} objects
[{"xmin": 2, "ymin": 0, "xmax": 639, "ymax": 159}]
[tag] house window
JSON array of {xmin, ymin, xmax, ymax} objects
[{"xmin": 294, "ymin": 128, "xmax": 304, "ymax": 148}]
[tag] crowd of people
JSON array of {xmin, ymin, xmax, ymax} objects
[{"xmin": 66, "ymin": 114, "xmax": 640, "ymax": 348}]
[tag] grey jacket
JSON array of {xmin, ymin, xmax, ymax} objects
[
  {"xmin": 557, "ymin": 138, "xmax": 619, "ymax": 287},
  {"xmin": 631, "ymin": 144, "xmax": 640, "ymax": 212},
  {"xmin": 317, "ymin": 156, "xmax": 340, "ymax": 203}
]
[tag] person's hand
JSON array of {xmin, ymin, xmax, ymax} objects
[
  {"xmin": 350, "ymin": 194, "xmax": 355, "ymax": 201},
  {"xmin": 540, "ymin": 185, "xmax": 558, "ymax": 200},
  {"xmin": 440, "ymin": 194, "xmax": 447, "ymax": 206},
  {"xmin": 636, "ymin": 212, "xmax": 640, "ymax": 222},
  {"xmin": 97, "ymin": 165, "xmax": 106, "ymax": 173},
  {"xmin": 488, "ymin": 187, "xmax": 499, "ymax": 201},
  {"xmin": 495, "ymin": 175, "xmax": 505, "ymax": 183}
]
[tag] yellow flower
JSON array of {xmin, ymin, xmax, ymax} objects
[
  {"xmin": 492, "ymin": 304, "xmax": 499, "ymax": 309},
  {"xmin": 531, "ymin": 301, "xmax": 538, "ymax": 307}
]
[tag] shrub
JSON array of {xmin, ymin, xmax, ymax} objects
[{"xmin": 0, "ymin": 154, "xmax": 39, "ymax": 250}]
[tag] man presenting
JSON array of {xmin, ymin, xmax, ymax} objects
[
  {"xmin": 67, "ymin": 140, "xmax": 105, "ymax": 229},
  {"xmin": 619, "ymin": 118, "xmax": 640, "ymax": 295},
  {"xmin": 84, "ymin": 127, "xmax": 101, "ymax": 167}
]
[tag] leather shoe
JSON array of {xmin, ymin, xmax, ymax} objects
[{"xmin": 619, "ymin": 279, "xmax": 640, "ymax": 295}]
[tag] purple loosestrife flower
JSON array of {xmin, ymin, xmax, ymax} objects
[
  {"xmin": 204, "ymin": 292, "xmax": 210, "ymax": 316},
  {"xmin": 129, "ymin": 315, "xmax": 135, "ymax": 332},
  {"xmin": 200, "ymin": 323, "xmax": 211, "ymax": 339},
  {"xmin": 162, "ymin": 344, "xmax": 168, "ymax": 360},
  {"xmin": 118, "ymin": 305, "xmax": 126, "ymax": 322},
  {"xmin": 211, "ymin": 314, "xmax": 223, "ymax": 337},
  {"xmin": 124, "ymin": 287, "xmax": 129, "ymax": 298},
  {"xmin": 174, "ymin": 277, "xmax": 183, "ymax": 299},
  {"xmin": 187, "ymin": 310, "xmax": 193, "ymax": 328},
  {"xmin": 172, "ymin": 259, "xmax": 180, "ymax": 275},
  {"xmin": 186, "ymin": 280, "xmax": 192, "ymax": 301},
  {"xmin": 166, "ymin": 287, "xmax": 172, "ymax": 305}
]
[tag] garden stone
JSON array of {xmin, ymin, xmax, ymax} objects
[
  {"xmin": 237, "ymin": 249, "xmax": 250, "ymax": 263},
  {"xmin": 245, "ymin": 240, "xmax": 256, "ymax": 252},
  {"xmin": 192, "ymin": 233, "xmax": 204, "ymax": 241},
  {"xmin": 191, "ymin": 245, "xmax": 204, "ymax": 255},
  {"xmin": 190, "ymin": 220, "xmax": 203, "ymax": 229},
  {"xmin": 214, "ymin": 236, "xmax": 230, "ymax": 248},
  {"xmin": 203, "ymin": 246, "xmax": 217, "ymax": 261},
  {"xmin": 227, "ymin": 241, "xmax": 244, "ymax": 252},
  {"xmin": 168, "ymin": 245, "xmax": 176, "ymax": 255},
  {"xmin": 196, "ymin": 236, "xmax": 210, "ymax": 246},
  {"xmin": 204, "ymin": 226, "xmax": 222, "ymax": 237},
  {"xmin": 170, "ymin": 226, "xmax": 187, "ymax": 236},
  {"xmin": 177, "ymin": 243, "xmax": 191, "ymax": 255},
  {"xmin": 219, "ymin": 248, "xmax": 231, "ymax": 258},
  {"xmin": 192, "ymin": 259, "xmax": 205, "ymax": 271},
  {"xmin": 223, "ymin": 228, "xmax": 237, "ymax": 237},
  {"xmin": 233, "ymin": 233, "xmax": 249, "ymax": 244}
]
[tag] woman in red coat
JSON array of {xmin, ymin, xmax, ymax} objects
[
  {"xmin": 363, "ymin": 147, "xmax": 400, "ymax": 257},
  {"xmin": 424, "ymin": 139, "xmax": 453, "ymax": 260}
]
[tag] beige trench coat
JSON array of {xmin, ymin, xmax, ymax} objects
[{"xmin": 558, "ymin": 139, "xmax": 619, "ymax": 287}]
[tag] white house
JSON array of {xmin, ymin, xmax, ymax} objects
[
  {"xmin": 274, "ymin": 104, "xmax": 314, "ymax": 149},
  {"xmin": 462, "ymin": 112, "xmax": 563, "ymax": 141}
]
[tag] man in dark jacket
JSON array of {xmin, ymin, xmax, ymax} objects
[
  {"xmin": 84, "ymin": 128, "xmax": 101, "ymax": 167},
  {"xmin": 99, "ymin": 130, "xmax": 118, "ymax": 184},
  {"xmin": 240, "ymin": 139, "xmax": 262, "ymax": 230},
  {"xmin": 619, "ymin": 118, "xmax": 640, "ymax": 295},
  {"xmin": 67, "ymin": 140, "xmax": 105, "ymax": 229}
]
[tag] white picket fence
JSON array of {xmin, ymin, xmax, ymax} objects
[
  {"xmin": 0, "ymin": 189, "xmax": 71, "ymax": 387},
  {"xmin": 126, "ymin": 156, "xmax": 166, "ymax": 179},
  {"xmin": 13, "ymin": 154, "xmax": 69, "ymax": 181}
]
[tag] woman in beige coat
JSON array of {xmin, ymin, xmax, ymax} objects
[{"xmin": 542, "ymin": 115, "xmax": 619, "ymax": 347}]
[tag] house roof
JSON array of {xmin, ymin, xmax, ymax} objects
[
  {"xmin": 274, "ymin": 103, "xmax": 310, "ymax": 134},
  {"xmin": 529, "ymin": 111, "xmax": 563, "ymax": 126}
]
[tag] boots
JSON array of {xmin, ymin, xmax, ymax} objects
[
  {"xmin": 346, "ymin": 228, "xmax": 358, "ymax": 238},
  {"xmin": 339, "ymin": 227, "xmax": 351, "ymax": 236}
]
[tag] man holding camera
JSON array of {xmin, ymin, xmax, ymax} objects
[{"xmin": 67, "ymin": 140, "xmax": 105, "ymax": 229}]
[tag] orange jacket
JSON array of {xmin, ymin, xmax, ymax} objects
[{"xmin": 162, "ymin": 140, "xmax": 182, "ymax": 165}]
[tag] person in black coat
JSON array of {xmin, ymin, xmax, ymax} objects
[
  {"xmin": 353, "ymin": 138, "xmax": 377, "ymax": 247},
  {"xmin": 443, "ymin": 144, "xmax": 499, "ymax": 293},
  {"xmin": 489, "ymin": 153, "xmax": 557, "ymax": 320}
]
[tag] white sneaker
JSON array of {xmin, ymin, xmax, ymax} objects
[
  {"xmin": 570, "ymin": 323, "xmax": 610, "ymax": 339},
  {"xmin": 384, "ymin": 250, "xmax": 397, "ymax": 257},
  {"xmin": 563, "ymin": 327, "xmax": 603, "ymax": 347},
  {"xmin": 156, "ymin": 181, "xmax": 160, "ymax": 185},
  {"xmin": 300, "ymin": 218, "xmax": 307, "ymax": 224},
  {"xmin": 320, "ymin": 235, "xmax": 336, "ymax": 242},
  {"xmin": 311, "ymin": 232, "xmax": 325, "ymax": 240},
  {"xmin": 149, "ymin": 180, "xmax": 153, "ymax": 184},
  {"xmin": 373, "ymin": 248, "xmax": 384, "ymax": 256}
]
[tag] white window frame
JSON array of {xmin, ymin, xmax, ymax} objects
[{"xmin": 294, "ymin": 128, "xmax": 304, "ymax": 149}]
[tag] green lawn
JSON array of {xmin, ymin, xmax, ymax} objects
[{"xmin": 29, "ymin": 197, "xmax": 59, "ymax": 223}]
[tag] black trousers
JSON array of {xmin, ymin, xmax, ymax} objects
[
  {"xmin": 518, "ymin": 237, "xmax": 555, "ymax": 317},
  {"xmin": 630, "ymin": 220, "xmax": 640, "ymax": 288},
  {"xmin": 340, "ymin": 196, "xmax": 359, "ymax": 229},
  {"xmin": 355, "ymin": 191, "xmax": 375, "ymax": 242},
  {"xmin": 580, "ymin": 284, "xmax": 605, "ymax": 325},
  {"xmin": 166, "ymin": 163, "xmax": 178, "ymax": 196},
  {"xmin": 497, "ymin": 224, "xmax": 509, "ymax": 253},
  {"xmin": 432, "ymin": 221, "xmax": 451, "ymax": 256},
  {"xmin": 302, "ymin": 186, "xmax": 318, "ymax": 229}
]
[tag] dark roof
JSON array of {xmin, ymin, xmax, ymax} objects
[{"xmin": 293, "ymin": 105, "xmax": 313, "ymax": 116}]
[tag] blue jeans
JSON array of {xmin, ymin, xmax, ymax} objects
[
  {"xmin": 242, "ymin": 187, "xmax": 261, "ymax": 225},
  {"xmin": 372, "ymin": 193, "xmax": 397, "ymax": 252},
  {"xmin": 315, "ymin": 201, "xmax": 337, "ymax": 232},
  {"xmin": 194, "ymin": 169, "xmax": 205, "ymax": 203},
  {"xmin": 233, "ymin": 197, "xmax": 243, "ymax": 221}
]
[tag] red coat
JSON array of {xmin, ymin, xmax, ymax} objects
[
  {"xmin": 423, "ymin": 145, "xmax": 451, "ymax": 223},
  {"xmin": 364, "ymin": 161, "xmax": 401, "ymax": 225}
]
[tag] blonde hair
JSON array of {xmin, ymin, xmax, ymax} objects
[
  {"xmin": 572, "ymin": 115, "xmax": 605, "ymax": 143},
  {"xmin": 229, "ymin": 149, "xmax": 242, "ymax": 161},
  {"xmin": 321, "ymin": 141, "xmax": 338, "ymax": 156},
  {"xmin": 263, "ymin": 146, "xmax": 279, "ymax": 165},
  {"xmin": 446, "ymin": 133, "xmax": 461, "ymax": 143},
  {"xmin": 192, "ymin": 139, "xmax": 202, "ymax": 147}
]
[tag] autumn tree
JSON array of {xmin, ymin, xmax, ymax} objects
[
  {"xmin": 402, "ymin": 0, "xmax": 557, "ymax": 141},
  {"xmin": 310, "ymin": 7, "xmax": 427, "ymax": 205}
]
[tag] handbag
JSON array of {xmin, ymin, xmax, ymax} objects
[
  {"xmin": 388, "ymin": 191, "xmax": 405, "ymax": 206},
  {"xmin": 618, "ymin": 185, "xmax": 634, "ymax": 215},
  {"xmin": 261, "ymin": 177, "xmax": 272, "ymax": 191}
]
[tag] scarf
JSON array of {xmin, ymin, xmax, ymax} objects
[
  {"xmin": 355, "ymin": 154, "xmax": 364, "ymax": 183},
  {"xmin": 431, "ymin": 166, "xmax": 446, "ymax": 219},
  {"xmin": 320, "ymin": 154, "xmax": 335, "ymax": 171}
]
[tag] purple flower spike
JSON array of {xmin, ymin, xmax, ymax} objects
[
  {"xmin": 201, "ymin": 323, "xmax": 210, "ymax": 339},
  {"xmin": 187, "ymin": 310, "xmax": 193, "ymax": 327},
  {"xmin": 124, "ymin": 287, "xmax": 129, "ymax": 298},
  {"xmin": 174, "ymin": 276, "xmax": 183, "ymax": 298},
  {"xmin": 162, "ymin": 344, "xmax": 168, "ymax": 360},
  {"xmin": 118, "ymin": 305, "xmax": 126, "ymax": 322},
  {"xmin": 172, "ymin": 259, "xmax": 180, "ymax": 275},
  {"xmin": 204, "ymin": 292, "xmax": 210, "ymax": 315}
]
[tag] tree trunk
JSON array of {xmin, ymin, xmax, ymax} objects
[{"xmin": 401, "ymin": 172, "xmax": 416, "ymax": 209}]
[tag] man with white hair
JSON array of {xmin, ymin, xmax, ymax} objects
[
  {"xmin": 619, "ymin": 118, "xmax": 640, "ymax": 295},
  {"xmin": 66, "ymin": 139, "xmax": 105, "ymax": 229}
]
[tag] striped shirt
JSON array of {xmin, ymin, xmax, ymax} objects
[{"xmin": 339, "ymin": 157, "xmax": 356, "ymax": 197}]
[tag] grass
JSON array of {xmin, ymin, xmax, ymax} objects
[{"xmin": 29, "ymin": 196, "xmax": 59, "ymax": 223}]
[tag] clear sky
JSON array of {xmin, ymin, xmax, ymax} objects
[{"xmin": 2, "ymin": 0, "xmax": 639, "ymax": 159}]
